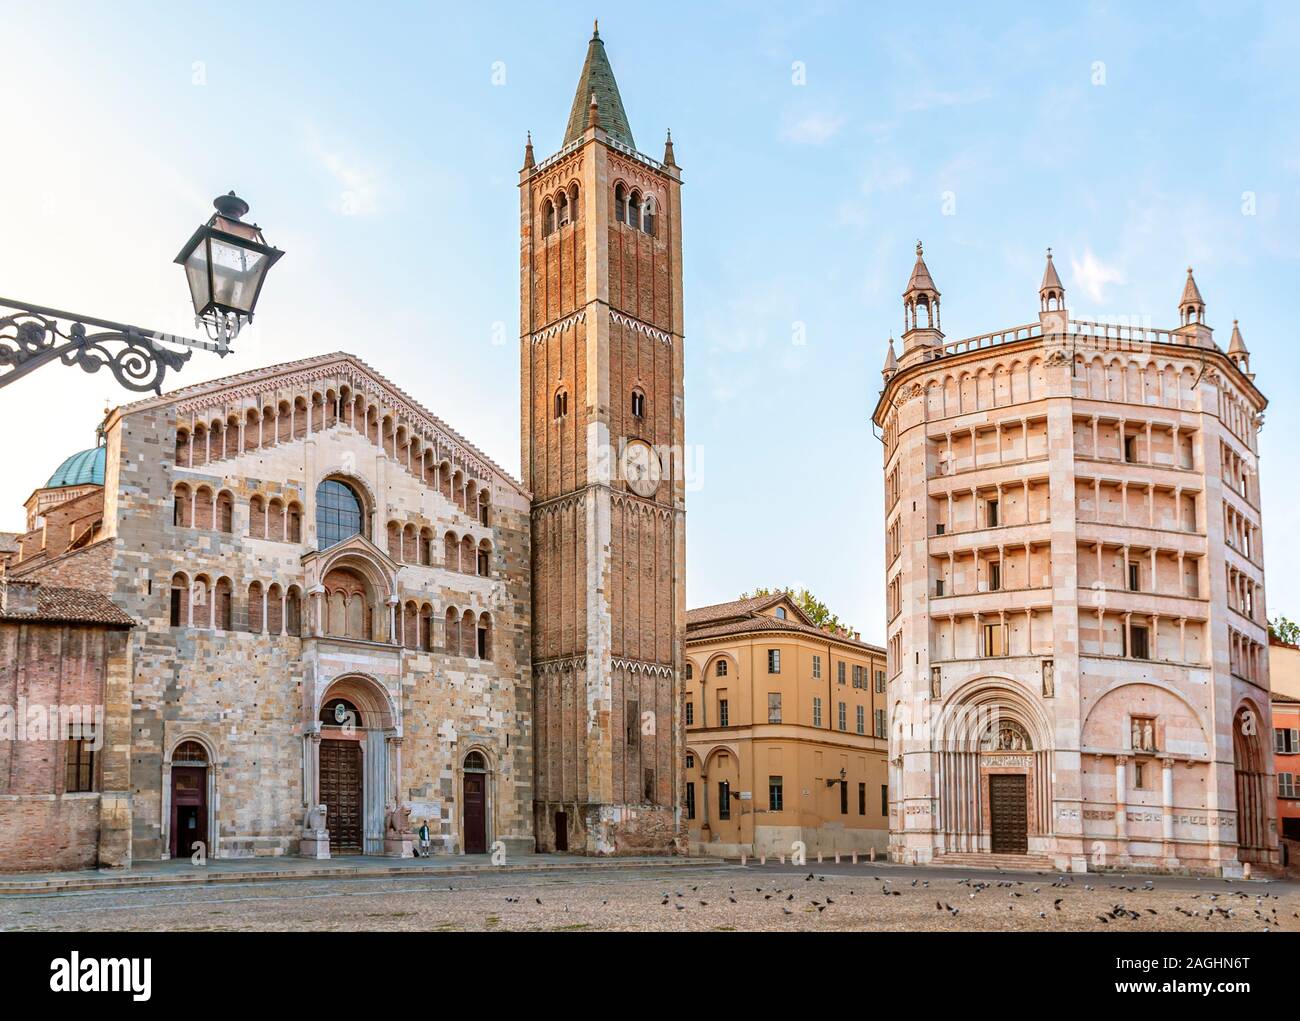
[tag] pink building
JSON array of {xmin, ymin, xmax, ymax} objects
[{"xmin": 873, "ymin": 246, "xmax": 1277, "ymax": 875}]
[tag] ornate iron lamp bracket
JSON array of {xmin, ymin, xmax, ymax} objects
[{"xmin": 0, "ymin": 298, "xmax": 225, "ymax": 395}]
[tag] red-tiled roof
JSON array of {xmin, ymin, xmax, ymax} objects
[
  {"xmin": 686, "ymin": 593, "xmax": 789, "ymax": 627},
  {"xmin": 1273, "ymin": 692, "xmax": 1300, "ymax": 704},
  {"xmin": 0, "ymin": 582, "xmax": 134, "ymax": 627},
  {"xmin": 687, "ymin": 612, "xmax": 884, "ymax": 654}
]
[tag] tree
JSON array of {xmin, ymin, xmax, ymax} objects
[
  {"xmin": 1269, "ymin": 615, "xmax": 1300, "ymax": 646},
  {"xmin": 742, "ymin": 585, "xmax": 849, "ymax": 634}
]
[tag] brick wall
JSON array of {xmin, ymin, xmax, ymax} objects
[{"xmin": 0, "ymin": 621, "xmax": 120, "ymax": 871}]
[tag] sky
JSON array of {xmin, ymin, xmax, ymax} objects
[{"xmin": 1, "ymin": 1, "xmax": 1297, "ymax": 643}]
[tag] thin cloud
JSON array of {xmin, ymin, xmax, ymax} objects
[
  {"xmin": 1070, "ymin": 248, "xmax": 1124, "ymax": 302},
  {"xmin": 305, "ymin": 127, "xmax": 384, "ymax": 216},
  {"xmin": 779, "ymin": 110, "xmax": 847, "ymax": 145}
]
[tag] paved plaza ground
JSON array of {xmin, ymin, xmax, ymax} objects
[{"xmin": 2, "ymin": 860, "xmax": 1297, "ymax": 932}]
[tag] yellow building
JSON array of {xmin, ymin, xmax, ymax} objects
[{"xmin": 685, "ymin": 593, "xmax": 889, "ymax": 858}]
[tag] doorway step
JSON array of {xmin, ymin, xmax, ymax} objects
[{"xmin": 931, "ymin": 851, "xmax": 1057, "ymax": 871}]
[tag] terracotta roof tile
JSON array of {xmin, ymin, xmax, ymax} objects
[
  {"xmin": 687, "ymin": 613, "xmax": 884, "ymax": 654},
  {"xmin": 0, "ymin": 581, "xmax": 134, "ymax": 627},
  {"xmin": 686, "ymin": 593, "xmax": 787, "ymax": 626}
]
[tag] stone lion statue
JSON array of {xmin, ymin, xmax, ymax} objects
[
  {"xmin": 386, "ymin": 803, "xmax": 412, "ymax": 836},
  {"xmin": 305, "ymin": 804, "xmax": 327, "ymax": 830}
]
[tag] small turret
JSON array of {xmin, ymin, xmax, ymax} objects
[
  {"xmin": 882, "ymin": 337, "xmax": 898, "ymax": 382},
  {"xmin": 1039, "ymin": 248, "xmax": 1065, "ymax": 309},
  {"xmin": 1174, "ymin": 266, "xmax": 1213, "ymax": 347},
  {"xmin": 1038, "ymin": 247, "xmax": 1068, "ymax": 335},
  {"xmin": 663, "ymin": 129, "xmax": 677, "ymax": 168},
  {"xmin": 522, "ymin": 131, "xmax": 535, "ymax": 170},
  {"xmin": 1227, "ymin": 319, "xmax": 1252, "ymax": 379},
  {"xmin": 899, "ymin": 241, "xmax": 943, "ymax": 368},
  {"xmin": 1179, "ymin": 267, "xmax": 1206, "ymax": 325}
]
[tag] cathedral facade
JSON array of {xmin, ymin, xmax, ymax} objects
[
  {"xmin": 0, "ymin": 27, "xmax": 687, "ymax": 868},
  {"xmin": 874, "ymin": 246, "xmax": 1277, "ymax": 875}
]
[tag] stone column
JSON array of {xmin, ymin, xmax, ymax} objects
[
  {"xmin": 1115, "ymin": 755, "xmax": 1130, "ymax": 865},
  {"xmin": 1161, "ymin": 756, "xmax": 1178, "ymax": 866}
]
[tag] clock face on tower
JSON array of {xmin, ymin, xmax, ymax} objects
[{"xmin": 620, "ymin": 439, "xmax": 662, "ymax": 497}]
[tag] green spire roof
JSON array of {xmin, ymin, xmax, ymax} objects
[
  {"xmin": 563, "ymin": 24, "xmax": 634, "ymax": 149},
  {"xmin": 45, "ymin": 446, "xmax": 106, "ymax": 489}
]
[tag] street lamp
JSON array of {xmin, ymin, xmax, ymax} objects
[
  {"xmin": 175, "ymin": 191, "xmax": 283, "ymax": 348},
  {"xmin": 0, "ymin": 191, "xmax": 283, "ymax": 395}
]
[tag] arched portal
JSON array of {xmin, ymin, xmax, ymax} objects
[
  {"xmin": 167, "ymin": 740, "xmax": 210, "ymax": 859},
  {"xmin": 310, "ymin": 675, "xmax": 398, "ymax": 855},
  {"xmin": 1233, "ymin": 703, "xmax": 1270, "ymax": 864},
  {"xmin": 933, "ymin": 678, "xmax": 1054, "ymax": 855},
  {"xmin": 462, "ymin": 750, "xmax": 489, "ymax": 854}
]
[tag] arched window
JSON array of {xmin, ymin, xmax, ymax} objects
[
  {"xmin": 477, "ymin": 613, "xmax": 493, "ymax": 660},
  {"xmin": 445, "ymin": 606, "xmax": 461, "ymax": 654},
  {"xmin": 716, "ymin": 659, "xmax": 728, "ymax": 677},
  {"xmin": 631, "ymin": 388, "xmax": 646, "ymax": 419},
  {"xmin": 557, "ymin": 190, "xmax": 569, "ymax": 226},
  {"xmin": 191, "ymin": 575, "xmax": 212, "ymax": 628},
  {"xmin": 169, "ymin": 573, "xmax": 188, "ymax": 627},
  {"xmin": 420, "ymin": 604, "xmax": 434, "ymax": 651},
  {"xmin": 614, "ymin": 183, "xmax": 627, "ymax": 224},
  {"xmin": 249, "ymin": 494, "xmax": 266, "ymax": 538},
  {"xmin": 173, "ymin": 484, "xmax": 191, "ymax": 528},
  {"xmin": 194, "ymin": 487, "xmax": 214, "ymax": 530},
  {"xmin": 685, "ymin": 662, "xmax": 693, "ymax": 679},
  {"xmin": 554, "ymin": 387, "xmax": 569, "ymax": 419},
  {"xmin": 285, "ymin": 587, "xmax": 302, "ymax": 636},
  {"xmin": 461, "ymin": 609, "xmax": 476, "ymax": 657},
  {"xmin": 175, "ymin": 429, "xmax": 190, "ymax": 466},
  {"xmin": 543, "ymin": 198, "xmax": 555, "ymax": 236},
  {"xmin": 316, "ymin": 478, "xmax": 364, "ymax": 550},
  {"xmin": 247, "ymin": 581, "xmax": 264, "ymax": 634},
  {"xmin": 216, "ymin": 491, "xmax": 234, "ymax": 533},
  {"xmin": 628, "ymin": 190, "xmax": 642, "ymax": 231},
  {"xmin": 286, "ymin": 502, "xmax": 303, "ymax": 543},
  {"xmin": 569, "ymin": 183, "xmax": 580, "ymax": 223},
  {"xmin": 268, "ymin": 497, "xmax": 285, "ymax": 541},
  {"xmin": 214, "ymin": 578, "xmax": 232, "ymax": 630},
  {"xmin": 266, "ymin": 584, "xmax": 283, "ymax": 635},
  {"xmin": 477, "ymin": 539, "xmax": 491, "ymax": 577},
  {"xmin": 478, "ymin": 492, "xmax": 491, "ymax": 527},
  {"xmin": 643, "ymin": 194, "xmax": 656, "ymax": 236}
]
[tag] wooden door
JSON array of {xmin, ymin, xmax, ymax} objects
[
  {"xmin": 463, "ymin": 773, "xmax": 487, "ymax": 853},
  {"xmin": 554, "ymin": 811, "xmax": 568, "ymax": 852},
  {"xmin": 321, "ymin": 739, "xmax": 363, "ymax": 854},
  {"xmin": 989, "ymin": 773, "xmax": 1028, "ymax": 854},
  {"xmin": 169, "ymin": 766, "xmax": 207, "ymax": 859}
]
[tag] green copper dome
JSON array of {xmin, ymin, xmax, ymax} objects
[{"xmin": 45, "ymin": 446, "xmax": 106, "ymax": 489}]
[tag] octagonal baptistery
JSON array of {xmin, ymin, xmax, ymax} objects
[
  {"xmin": 872, "ymin": 245, "xmax": 1276, "ymax": 875},
  {"xmin": 99, "ymin": 352, "xmax": 534, "ymax": 861}
]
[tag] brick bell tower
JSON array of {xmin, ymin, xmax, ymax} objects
[{"xmin": 520, "ymin": 23, "xmax": 686, "ymax": 854}]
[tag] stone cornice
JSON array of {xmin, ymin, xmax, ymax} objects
[
  {"xmin": 873, "ymin": 327, "xmax": 1267, "ymax": 427},
  {"xmin": 110, "ymin": 352, "xmax": 527, "ymax": 497}
]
